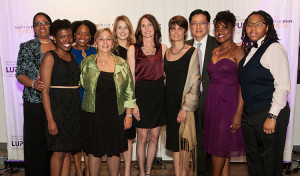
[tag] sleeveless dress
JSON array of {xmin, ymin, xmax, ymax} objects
[
  {"xmin": 83, "ymin": 72, "xmax": 128, "ymax": 157},
  {"xmin": 46, "ymin": 51, "xmax": 82, "ymax": 152},
  {"xmin": 113, "ymin": 45, "xmax": 136, "ymax": 139},
  {"xmin": 203, "ymin": 58, "xmax": 245, "ymax": 157},
  {"xmin": 164, "ymin": 47, "xmax": 194, "ymax": 151},
  {"xmin": 132, "ymin": 44, "xmax": 166, "ymax": 128}
]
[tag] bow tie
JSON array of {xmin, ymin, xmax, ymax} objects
[{"xmin": 252, "ymin": 41, "xmax": 258, "ymax": 48}]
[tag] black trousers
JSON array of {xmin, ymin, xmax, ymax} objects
[
  {"xmin": 195, "ymin": 95, "xmax": 212, "ymax": 176},
  {"xmin": 241, "ymin": 104, "xmax": 290, "ymax": 176},
  {"xmin": 23, "ymin": 101, "xmax": 50, "ymax": 176}
]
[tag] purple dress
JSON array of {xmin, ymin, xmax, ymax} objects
[{"xmin": 203, "ymin": 58, "xmax": 245, "ymax": 157}]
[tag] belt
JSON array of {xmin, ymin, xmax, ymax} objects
[{"xmin": 50, "ymin": 86, "xmax": 79, "ymax": 89}]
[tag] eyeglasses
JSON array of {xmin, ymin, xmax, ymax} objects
[
  {"xmin": 34, "ymin": 21, "xmax": 50, "ymax": 27},
  {"xmin": 191, "ymin": 22, "xmax": 208, "ymax": 26},
  {"xmin": 246, "ymin": 22, "xmax": 266, "ymax": 28}
]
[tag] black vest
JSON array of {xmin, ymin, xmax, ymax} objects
[{"xmin": 238, "ymin": 40, "xmax": 277, "ymax": 113}]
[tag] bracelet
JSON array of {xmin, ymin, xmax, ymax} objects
[
  {"xmin": 126, "ymin": 114, "xmax": 132, "ymax": 117},
  {"xmin": 32, "ymin": 80, "xmax": 35, "ymax": 88}
]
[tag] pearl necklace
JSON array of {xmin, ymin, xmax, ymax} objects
[
  {"xmin": 216, "ymin": 42, "xmax": 234, "ymax": 56},
  {"xmin": 40, "ymin": 39, "xmax": 51, "ymax": 44},
  {"xmin": 171, "ymin": 44, "xmax": 185, "ymax": 55},
  {"xmin": 142, "ymin": 47, "xmax": 156, "ymax": 55}
]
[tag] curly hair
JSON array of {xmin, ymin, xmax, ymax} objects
[
  {"xmin": 94, "ymin": 27, "xmax": 118, "ymax": 53},
  {"xmin": 72, "ymin": 20, "xmax": 97, "ymax": 45},
  {"xmin": 50, "ymin": 19, "xmax": 72, "ymax": 37},
  {"xmin": 135, "ymin": 14, "xmax": 162, "ymax": 48},
  {"xmin": 241, "ymin": 10, "xmax": 279, "ymax": 54},
  {"xmin": 213, "ymin": 10, "xmax": 236, "ymax": 28},
  {"xmin": 188, "ymin": 9, "xmax": 211, "ymax": 23},
  {"xmin": 113, "ymin": 15, "xmax": 136, "ymax": 47}
]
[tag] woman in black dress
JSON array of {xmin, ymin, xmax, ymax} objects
[
  {"xmin": 112, "ymin": 15, "xmax": 136, "ymax": 176},
  {"xmin": 40, "ymin": 19, "xmax": 82, "ymax": 176},
  {"xmin": 80, "ymin": 28, "xmax": 135, "ymax": 176},
  {"xmin": 16, "ymin": 12, "xmax": 55, "ymax": 176},
  {"xmin": 164, "ymin": 15, "xmax": 200, "ymax": 176}
]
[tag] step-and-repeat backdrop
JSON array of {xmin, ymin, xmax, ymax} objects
[{"xmin": 0, "ymin": 0, "xmax": 299, "ymax": 161}]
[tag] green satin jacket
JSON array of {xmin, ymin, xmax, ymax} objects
[{"xmin": 80, "ymin": 53, "xmax": 135, "ymax": 115}]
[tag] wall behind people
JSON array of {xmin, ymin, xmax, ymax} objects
[
  {"xmin": 0, "ymin": 0, "xmax": 299, "ymax": 161},
  {"xmin": 0, "ymin": 61, "xmax": 7, "ymax": 143}
]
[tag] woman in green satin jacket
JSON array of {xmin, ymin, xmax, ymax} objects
[
  {"xmin": 80, "ymin": 53, "xmax": 135, "ymax": 114},
  {"xmin": 80, "ymin": 27, "xmax": 135, "ymax": 176}
]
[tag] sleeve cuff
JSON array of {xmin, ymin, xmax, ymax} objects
[{"xmin": 124, "ymin": 99, "xmax": 136, "ymax": 109}]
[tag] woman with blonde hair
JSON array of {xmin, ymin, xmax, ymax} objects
[{"xmin": 112, "ymin": 15, "xmax": 136, "ymax": 176}]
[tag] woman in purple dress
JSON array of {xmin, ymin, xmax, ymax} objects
[{"xmin": 203, "ymin": 11, "xmax": 245, "ymax": 176}]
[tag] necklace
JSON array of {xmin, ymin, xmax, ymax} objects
[
  {"xmin": 142, "ymin": 46, "xmax": 156, "ymax": 55},
  {"xmin": 216, "ymin": 42, "xmax": 234, "ymax": 56},
  {"xmin": 171, "ymin": 44, "xmax": 185, "ymax": 55},
  {"xmin": 81, "ymin": 50, "xmax": 87, "ymax": 58},
  {"xmin": 98, "ymin": 57, "xmax": 110, "ymax": 66},
  {"xmin": 40, "ymin": 39, "xmax": 51, "ymax": 44}
]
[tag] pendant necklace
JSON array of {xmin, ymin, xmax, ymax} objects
[
  {"xmin": 216, "ymin": 42, "xmax": 234, "ymax": 56},
  {"xmin": 81, "ymin": 50, "xmax": 87, "ymax": 58},
  {"xmin": 171, "ymin": 44, "xmax": 185, "ymax": 55}
]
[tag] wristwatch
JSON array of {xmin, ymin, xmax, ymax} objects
[{"xmin": 267, "ymin": 113, "xmax": 278, "ymax": 120}]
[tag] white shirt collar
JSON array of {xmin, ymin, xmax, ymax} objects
[
  {"xmin": 193, "ymin": 34, "xmax": 208, "ymax": 47},
  {"xmin": 256, "ymin": 35, "xmax": 266, "ymax": 48}
]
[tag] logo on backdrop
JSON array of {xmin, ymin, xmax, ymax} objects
[
  {"xmin": 14, "ymin": 22, "xmax": 34, "ymax": 38},
  {"xmin": 273, "ymin": 16, "xmax": 293, "ymax": 29},
  {"xmin": 10, "ymin": 136, "xmax": 23, "ymax": 149},
  {"xmin": 234, "ymin": 16, "xmax": 292, "ymax": 37},
  {"xmin": 5, "ymin": 61, "xmax": 17, "ymax": 78},
  {"xmin": 96, "ymin": 19, "xmax": 114, "ymax": 29}
]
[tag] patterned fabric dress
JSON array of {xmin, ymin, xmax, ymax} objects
[{"xmin": 46, "ymin": 50, "xmax": 82, "ymax": 152}]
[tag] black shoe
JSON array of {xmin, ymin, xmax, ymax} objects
[{"xmin": 83, "ymin": 168, "xmax": 86, "ymax": 176}]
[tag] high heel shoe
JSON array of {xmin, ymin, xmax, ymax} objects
[{"xmin": 82, "ymin": 168, "xmax": 86, "ymax": 176}]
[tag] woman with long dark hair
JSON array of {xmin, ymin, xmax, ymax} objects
[
  {"xmin": 239, "ymin": 10, "xmax": 290, "ymax": 176},
  {"xmin": 127, "ymin": 14, "xmax": 167, "ymax": 176}
]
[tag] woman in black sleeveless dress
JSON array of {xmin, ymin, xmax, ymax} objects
[
  {"xmin": 40, "ymin": 19, "xmax": 81, "ymax": 176},
  {"xmin": 112, "ymin": 15, "xmax": 136, "ymax": 176}
]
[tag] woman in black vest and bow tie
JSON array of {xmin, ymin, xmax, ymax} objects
[{"xmin": 238, "ymin": 10, "xmax": 290, "ymax": 176}]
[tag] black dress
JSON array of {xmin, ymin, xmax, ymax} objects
[
  {"xmin": 83, "ymin": 72, "xmax": 128, "ymax": 157},
  {"xmin": 113, "ymin": 45, "xmax": 136, "ymax": 139},
  {"xmin": 164, "ymin": 47, "xmax": 194, "ymax": 151},
  {"xmin": 46, "ymin": 51, "xmax": 82, "ymax": 152}
]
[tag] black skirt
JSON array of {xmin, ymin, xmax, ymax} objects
[{"xmin": 133, "ymin": 79, "xmax": 166, "ymax": 128}]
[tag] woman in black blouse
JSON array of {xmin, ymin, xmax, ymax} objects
[{"xmin": 112, "ymin": 15, "xmax": 136, "ymax": 176}]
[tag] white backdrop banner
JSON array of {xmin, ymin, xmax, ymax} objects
[{"xmin": 0, "ymin": 0, "xmax": 299, "ymax": 161}]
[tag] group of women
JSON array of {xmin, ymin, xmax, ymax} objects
[{"xmin": 16, "ymin": 9, "xmax": 290, "ymax": 176}]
